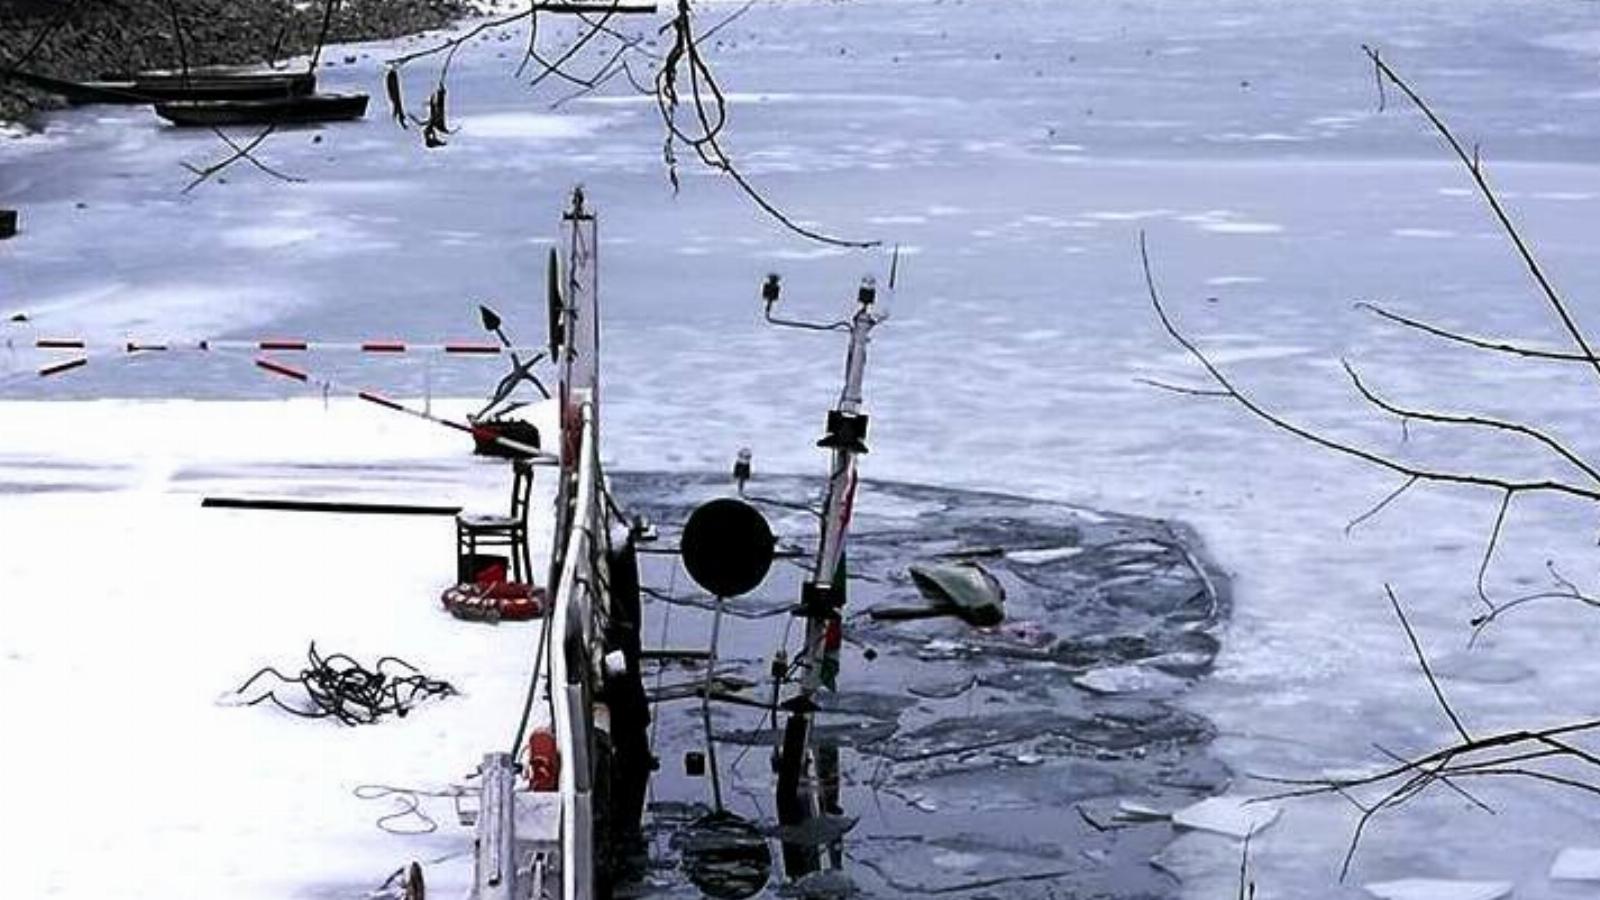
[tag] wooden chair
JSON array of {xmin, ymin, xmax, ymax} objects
[{"xmin": 457, "ymin": 459, "xmax": 534, "ymax": 584}]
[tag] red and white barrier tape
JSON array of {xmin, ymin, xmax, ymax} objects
[
  {"xmin": 23, "ymin": 337, "xmax": 543, "ymax": 379},
  {"xmin": 251, "ymin": 356, "xmax": 555, "ymax": 462},
  {"xmin": 24, "ymin": 337, "xmax": 536, "ymax": 357}
]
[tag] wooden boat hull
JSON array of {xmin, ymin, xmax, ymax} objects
[
  {"xmin": 8, "ymin": 69, "xmax": 315, "ymax": 105},
  {"xmin": 154, "ymin": 93, "xmax": 369, "ymax": 127}
]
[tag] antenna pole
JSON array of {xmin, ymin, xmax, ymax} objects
[
  {"xmin": 550, "ymin": 187, "xmax": 599, "ymax": 588},
  {"xmin": 774, "ymin": 276, "xmax": 886, "ymax": 876}
]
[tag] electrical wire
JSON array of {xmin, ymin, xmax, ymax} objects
[{"xmin": 229, "ymin": 643, "xmax": 456, "ymax": 726}]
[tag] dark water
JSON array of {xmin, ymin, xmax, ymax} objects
[{"xmin": 611, "ymin": 472, "xmax": 1231, "ymax": 899}]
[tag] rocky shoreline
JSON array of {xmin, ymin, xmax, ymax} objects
[{"xmin": 0, "ymin": 0, "xmax": 470, "ymax": 125}]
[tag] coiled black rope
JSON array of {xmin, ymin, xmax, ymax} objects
[{"xmin": 230, "ymin": 642, "xmax": 456, "ymax": 726}]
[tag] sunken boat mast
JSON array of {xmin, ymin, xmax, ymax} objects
[{"xmin": 762, "ymin": 268, "xmax": 889, "ymax": 875}]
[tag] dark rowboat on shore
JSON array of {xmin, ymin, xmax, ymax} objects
[
  {"xmin": 154, "ymin": 93, "xmax": 369, "ymax": 127},
  {"xmin": 7, "ymin": 69, "xmax": 315, "ymax": 105}
]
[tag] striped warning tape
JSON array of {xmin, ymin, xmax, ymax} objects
[
  {"xmin": 22, "ymin": 337, "xmax": 536, "ymax": 356},
  {"xmin": 23, "ymin": 337, "xmax": 543, "ymax": 379},
  {"xmin": 250, "ymin": 356, "xmax": 555, "ymax": 462}
]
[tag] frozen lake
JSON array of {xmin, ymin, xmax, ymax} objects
[{"xmin": 7, "ymin": 0, "xmax": 1600, "ymax": 896}]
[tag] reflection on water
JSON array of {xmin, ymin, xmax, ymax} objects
[{"xmin": 615, "ymin": 472, "xmax": 1231, "ymax": 898}]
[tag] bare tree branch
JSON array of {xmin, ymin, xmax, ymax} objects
[
  {"xmin": 1359, "ymin": 301, "xmax": 1592, "ymax": 364},
  {"xmin": 1364, "ymin": 45, "xmax": 1600, "ymax": 384},
  {"xmin": 1139, "ymin": 231, "xmax": 1600, "ymax": 504},
  {"xmin": 1136, "ymin": 376, "xmax": 1231, "ymax": 398},
  {"xmin": 1387, "ymin": 585, "xmax": 1471, "ymax": 744},
  {"xmin": 180, "ymin": 125, "xmax": 297, "ymax": 192},
  {"xmin": 383, "ymin": 0, "xmax": 879, "ymax": 248},
  {"xmin": 1344, "ymin": 475, "xmax": 1418, "ymax": 534},
  {"xmin": 1340, "ymin": 358, "xmax": 1600, "ymax": 487}
]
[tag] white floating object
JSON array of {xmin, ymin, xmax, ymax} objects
[
  {"xmin": 1007, "ymin": 545, "xmax": 1081, "ymax": 564},
  {"xmin": 1551, "ymin": 847, "xmax": 1600, "ymax": 881},
  {"xmin": 1073, "ymin": 664, "xmax": 1185, "ymax": 695},
  {"xmin": 1363, "ymin": 878, "xmax": 1513, "ymax": 900},
  {"xmin": 1170, "ymin": 796, "xmax": 1278, "ymax": 838}
]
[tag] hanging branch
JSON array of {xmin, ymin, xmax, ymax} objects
[
  {"xmin": 655, "ymin": 0, "xmax": 878, "ymax": 247},
  {"xmin": 308, "ymin": 0, "xmax": 342, "ymax": 71},
  {"xmin": 1363, "ymin": 45, "xmax": 1600, "ymax": 385},
  {"xmin": 383, "ymin": 0, "xmax": 879, "ymax": 248}
]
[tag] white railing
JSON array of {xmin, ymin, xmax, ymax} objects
[{"xmin": 549, "ymin": 399, "xmax": 602, "ymax": 900}]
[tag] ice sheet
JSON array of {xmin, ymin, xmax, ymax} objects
[{"xmin": 7, "ymin": 0, "xmax": 1600, "ymax": 897}]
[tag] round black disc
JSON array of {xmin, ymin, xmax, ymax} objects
[{"xmin": 680, "ymin": 498, "xmax": 774, "ymax": 598}]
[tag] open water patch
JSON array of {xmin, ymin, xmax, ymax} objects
[{"xmin": 614, "ymin": 473, "xmax": 1233, "ymax": 899}]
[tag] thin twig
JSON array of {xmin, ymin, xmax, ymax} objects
[
  {"xmin": 1345, "ymin": 475, "xmax": 1418, "ymax": 534},
  {"xmin": 1386, "ymin": 584, "xmax": 1471, "ymax": 744},
  {"xmin": 180, "ymin": 125, "xmax": 284, "ymax": 192},
  {"xmin": 1341, "ymin": 359, "xmax": 1600, "ymax": 486},
  {"xmin": 1359, "ymin": 301, "xmax": 1592, "ymax": 364}
]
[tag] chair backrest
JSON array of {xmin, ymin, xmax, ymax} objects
[{"xmin": 510, "ymin": 459, "xmax": 534, "ymax": 523}]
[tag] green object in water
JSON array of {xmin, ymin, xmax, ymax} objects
[{"xmin": 869, "ymin": 560, "xmax": 1006, "ymax": 627}]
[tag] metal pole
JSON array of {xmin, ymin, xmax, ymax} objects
[
  {"xmin": 701, "ymin": 598, "xmax": 726, "ymax": 812},
  {"xmin": 776, "ymin": 278, "xmax": 884, "ymax": 877}
]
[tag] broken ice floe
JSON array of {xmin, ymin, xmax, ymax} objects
[
  {"xmin": 1170, "ymin": 796, "xmax": 1280, "ymax": 839},
  {"xmin": 1551, "ymin": 847, "xmax": 1600, "ymax": 881},
  {"xmin": 1362, "ymin": 879, "xmax": 1513, "ymax": 900},
  {"xmin": 1073, "ymin": 663, "xmax": 1190, "ymax": 695}
]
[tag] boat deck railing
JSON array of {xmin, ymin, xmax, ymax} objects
[{"xmin": 549, "ymin": 398, "xmax": 604, "ymax": 900}]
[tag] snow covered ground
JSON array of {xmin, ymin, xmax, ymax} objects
[
  {"xmin": 0, "ymin": 398, "xmax": 560, "ymax": 899},
  {"xmin": 8, "ymin": 0, "xmax": 1600, "ymax": 897}
]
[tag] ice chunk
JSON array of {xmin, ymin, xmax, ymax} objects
[
  {"xmin": 1007, "ymin": 545, "xmax": 1082, "ymax": 564},
  {"xmin": 1073, "ymin": 664, "xmax": 1186, "ymax": 694},
  {"xmin": 1170, "ymin": 796, "xmax": 1279, "ymax": 838},
  {"xmin": 1551, "ymin": 847, "xmax": 1600, "ymax": 881},
  {"xmin": 1363, "ymin": 879, "xmax": 1513, "ymax": 900},
  {"xmin": 931, "ymin": 850, "xmax": 985, "ymax": 870},
  {"xmin": 1116, "ymin": 799, "xmax": 1172, "ymax": 821}
]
